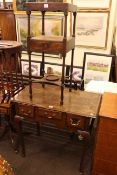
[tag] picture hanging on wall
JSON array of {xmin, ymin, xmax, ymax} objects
[
  {"xmin": 83, "ymin": 52, "xmax": 114, "ymax": 85},
  {"xmin": 76, "ymin": 0, "xmax": 112, "ymax": 9},
  {"xmin": 75, "ymin": 10, "xmax": 109, "ymax": 49}
]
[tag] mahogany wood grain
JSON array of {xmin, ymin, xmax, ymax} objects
[
  {"xmin": 92, "ymin": 92, "xmax": 117, "ymax": 175},
  {"xmin": 0, "ymin": 9, "xmax": 17, "ymax": 41}
]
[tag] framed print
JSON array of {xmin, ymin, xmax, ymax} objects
[
  {"xmin": 69, "ymin": 67, "xmax": 83, "ymax": 80},
  {"xmin": 22, "ymin": 61, "xmax": 40, "ymax": 76},
  {"xmin": 16, "ymin": 14, "xmax": 63, "ymax": 51},
  {"xmin": 76, "ymin": 0, "xmax": 112, "ymax": 9},
  {"xmin": 83, "ymin": 52, "xmax": 114, "ymax": 85},
  {"xmin": 45, "ymin": 64, "xmax": 63, "ymax": 76},
  {"xmin": 75, "ymin": 11, "xmax": 109, "ymax": 49}
]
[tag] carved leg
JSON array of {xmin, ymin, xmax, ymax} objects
[{"xmin": 77, "ymin": 130, "xmax": 90, "ymax": 174}]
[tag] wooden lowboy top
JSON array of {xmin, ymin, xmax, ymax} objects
[
  {"xmin": 12, "ymin": 83, "xmax": 101, "ymax": 118},
  {"xmin": 25, "ymin": 2, "xmax": 77, "ymax": 12}
]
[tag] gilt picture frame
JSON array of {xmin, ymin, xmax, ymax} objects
[
  {"xmin": 75, "ymin": 10, "xmax": 109, "ymax": 49},
  {"xmin": 83, "ymin": 52, "xmax": 114, "ymax": 85}
]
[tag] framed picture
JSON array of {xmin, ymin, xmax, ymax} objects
[
  {"xmin": 68, "ymin": 67, "xmax": 83, "ymax": 80},
  {"xmin": 82, "ymin": 52, "xmax": 114, "ymax": 85},
  {"xmin": 45, "ymin": 64, "xmax": 63, "ymax": 76},
  {"xmin": 76, "ymin": 0, "xmax": 112, "ymax": 9},
  {"xmin": 75, "ymin": 10, "xmax": 109, "ymax": 49},
  {"xmin": 16, "ymin": 14, "xmax": 63, "ymax": 51},
  {"xmin": 22, "ymin": 61, "xmax": 40, "ymax": 76}
]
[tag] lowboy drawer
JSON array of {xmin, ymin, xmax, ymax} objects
[
  {"xmin": 66, "ymin": 113, "xmax": 90, "ymax": 130},
  {"xmin": 16, "ymin": 103, "xmax": 34, "ymax": 119},
  {"xmin": 35, "ymin": 107, "xmax": 62, "ymax": 120}
]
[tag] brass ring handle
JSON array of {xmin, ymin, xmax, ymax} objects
[{"xmin": 70, "ymin": 118, "xmax": 81, "ymax": 126}]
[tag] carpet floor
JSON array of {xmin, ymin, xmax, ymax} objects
[{"xmin": 0, "ymin": 123, "xmax": 92, "ymax": 175}]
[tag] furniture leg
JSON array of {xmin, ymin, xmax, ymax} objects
[
  {"xmin": 77, "ymin": 130, "xmax": 90, "ymax": 174},
  {"xmin": 69, "ymin": 48, "xmax": 74, "ymax": 92}
]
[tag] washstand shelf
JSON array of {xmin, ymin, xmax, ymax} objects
[{"xmin": 25, "ymin": 2, "xmax": 77, "ymax": 105}]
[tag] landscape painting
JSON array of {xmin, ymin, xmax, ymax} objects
[
  {"xmin": 75, "ymin": 11, "xmax": 109, "ymax": 48},
  {"xmin": 83, "ymin": 52, "xmax": 113, "ymax": 85}
]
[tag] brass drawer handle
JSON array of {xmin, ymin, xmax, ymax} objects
[{"xmin": 70, "ymin": 118, "xmax": 81, "ymax": 126}]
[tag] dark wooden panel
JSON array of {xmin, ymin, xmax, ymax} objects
[
  {"xmin": 96, "ymin": 132, "xmax": 117, "ymax": 149},
  {"xmin": 92, "ymin": 93, "xmax": 117, "ymax": 175},
  {"xmin": 93, "ymin": 158, "xmax": 117, "ymax": 175},
  {"xmin": 94, "ymin": 145, "xmax": 117, "ymax": 163},
  {"xmin": 98, "ymin": 117, "xmax": 117, "ymax": 134},
  {"xmin": 0, "ymin": 9, "xmax": 17, "ymax": 40}
]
